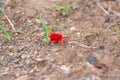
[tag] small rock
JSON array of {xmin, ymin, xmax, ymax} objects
[
  {"xmin": 76, "ymin": 32, "xmax": 81, "ymax": 37},
  {"xmin": 77, "ymin": 32, "xmax": 80, "ymax": 35},
  {"xmin": 60, "ymin": 65, "xmax": 71, "ymax": 74},
  {"xmin": 8, "ymin": 53, "xmax": 14, "ymax": 56},
  {"xmin": 72, "ymin": 5, "xmax": 79, "ymax": 10},
  {"xmin": 0, "ymin": 67, "xmax": 9, "ymax": 75},
  {"xmin": 35, "ymin": 19, "xmax": 40, "ymax": 23},
  {"xmin": 85, "ymin": 74, "xmax": 101, "ymax": 80},
  {"xmin": 34, "ymin": 58, "xmax": 47, "ymax": 62},
  {"xmin": 70, "ymin": 27, "xmax": 76, "ymax": 31},
  {"xmin": 99, "ymin": 44, "xmax": 105, "ymax": 49},
  {"xmin": 87, "ymin": 55, "xmax": 98, "ymax": 64},
  {"xmin": 21, "ymin": 53, "xmax": 30, "ymax": 59}
]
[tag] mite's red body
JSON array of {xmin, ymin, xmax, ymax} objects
[{"xmin": 49, "ymin": 32, "xmax": 64, "ymax": 43}]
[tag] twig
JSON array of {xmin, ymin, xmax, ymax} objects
[
  {"xmin": 95, "ymin": 0, "xmax": 120, "ymax": 17},
  {"xmin": 112, "ymin": 11, "xmax": 120, "ymax": 17},
  {"xmin": 4, "ymin": 14, "xmax": 15, "ymax": 30},
  {"xmin": 96, "ymin": 2, "xmax": 109, "ymax": 16},
  {"xmin": 68, "ymin": 41, "xmax": 97, "ymax": 49}
]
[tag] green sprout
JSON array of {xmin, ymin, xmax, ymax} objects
[
  {"xmin": 40, "ymin": 19, "xmax": 51, "ymax": 43},
  {"xmin": 114, "ymin": 22, "xmax": 120, "ymax": 36},
  {"xmin": 54, "ymin": 4, "xmax": 63, "ymax": 12},
  {"xmin": 0, "ymin": 8, "xmax": 5, "ymax": 24},
  {"xmin": 0, "ymin": 14, "xmax": 2, "ymax": 23},
  {"xmin": 54, "ymin": 1, "xmax": 71, "ymax": 17},
  {"xmin": 0, "ymin": 27, "xmax": 24, "ymax": 42},
  {"xmin": 29, "ymin": 34, "xmax": 33, "ymax": 42},
  {"xmin": 0, "ymin": 7, "xmax": 23, "ymax": 42},
  {"xmin": 52, "ymin": 25, "xmax": 63, "ymax": 30},
  {"xmin": 12, "ymin": 30, "xmax": 24, "ymax": 34},
  {"xmin": 0, "ymin": 8, "xmax": 11, "ymax": 42},
  {"xmin": 0, "ymin": 8, "xmax": 5, "ymax": 13},
  {"xmin": 62, "ymin": 1, "xmax": 71, "ymax": 17},
  {"xmin": 0, "ymin": 25, "xmax": 11, "ymax": 42}
]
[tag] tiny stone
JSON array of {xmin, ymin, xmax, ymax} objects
[
  {"xmin": 70, "ymin": 27, "xmax": 76, "ymax": 31},
  {"xmin": 21, "ymin": 54, "xmax": 30, "ymax": 59},
  {"xmin": 77, "ymin": 32, "xmax": 81, "ymax": 37},
  {"xmin": 114, "ymin": 69, "xmax": 118, "ymax": 71},
  {"xmin": 72, "ymin": 5, "xmax": 79, "ymax": 10},
  {"xmin": 34, "ymin": 58, "xmax": 47, "ymax": 62},
  {"xmin": 60, "ymin": 65, "xmax": 71, "ymax": 74},
  {"xmin": 99, "ymin": 45, "xmax": 105, "ymax": 49},
  {"xmin": 77, "ymin": 32, "xmax": 80, "ymax": 35},
  {"xmin": 87, "ymin": 55, "xmax": 98, "ymax": 64},
  {"xmin": 35, "ymin": 19, "xmax": 40, "ymax": 23},
  {"xmin": 8, "ymin": 53, "xmax": 14, "ymax": 56}
]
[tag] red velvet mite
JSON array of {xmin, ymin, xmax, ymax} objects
[{"xmin": 49, "ymin": 32, "xmax": 64, "ymax": 43}]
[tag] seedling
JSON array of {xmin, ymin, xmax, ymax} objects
[
  {"xmin": 40, "ymin": 19, "xmax": 51, "ymax": 43},
  {"xmin": 28, "ymin": 34, "xmax": 33, "ymax": 42},
  {"xmin": 0, "ymin": 7, "xmax": 24, "ymax": 42},
  {"xmin": 62, "ymin": 1, "xmax": 71, "ymax": 17},
  {"xmin": 54, "ymin": 4, "xmax": 63, "ymax": 12},
  {"xmin": 0, "ymin": 25, "xmax": 11, "ymax": 42},
  {"xmin": 54, "ymin": 1, "xmax": 71, "ymax": 17},
  {"xmin": 0, "ymin": 7, "xmax": 10, "ymax": 42},
  {"xmin": 114, "ymin": 22, "xmax": 120, "ymax": 36},
  {"xmin": 49, "ymin": 25, "xmax": 63, "ymax": 31},
  {"xmin": 0, "ymin": 8, "xmax": 11, "ymax": 42},
  {"xmin": 12, "ymin": 30, "xmax": 24, "ymax": 34},
  {"xmin": 0, "ymin": 26, "xmax": 24, "ymax": 42},
  {"xmin": 0, "ymin": 8, "xmax": 5, "ymax": 13},
  {"xmin": 0, "ymin": 8, "xmax": 5, "ymax": 24}
]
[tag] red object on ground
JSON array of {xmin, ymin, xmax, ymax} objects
[
  {"xmin": 94, "ymin": 63, "xmax": 106, "ymax": 69},
  {"xmin": 49, "ymin": 32, "xmax": 64, "ymax": 43}
]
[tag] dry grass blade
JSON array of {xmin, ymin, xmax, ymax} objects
[
  {"xmin": 4, "ymin": 14, "xmax": 15, "ymax": 30},
  {"xmin": 69, "ymin": 41, "xmax": 97, "ymax": 49},
  {"xmin": 96, "ymin": 2, "xmax": 109, "ymax": 15}
]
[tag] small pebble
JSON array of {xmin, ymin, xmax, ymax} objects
[
  {"xmin": 70, "ymin": 27, "xmax": 76, "ymax": 31},
  {"xmin": 21, "ymin": 53, "xmax": 30, "ymax": 59},
  {"xmin": 60, "ymin": 65, "xmax": 71, "ymax": 74},
  {"xmin": 99, "ymin": 45, "xmax": 105, "ymax": 49},
  {"xmin": 77, "ymin": 32, "xmax": 81, "ymax": 37},
  {"xmin": 87, "ymin": 55, "xmax": 98, "ymax": 64},
  {"xmin": 77, "ymin": 32, "xmax": 80, "ymax": 35}
]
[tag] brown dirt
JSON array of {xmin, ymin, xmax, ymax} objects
[{"xmin": 0, "ymin": 0, "xmax": 120, "ymax": 80}]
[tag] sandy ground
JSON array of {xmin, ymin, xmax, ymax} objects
[{"xmin": 0, "ymin": 0, "xmax": 120, "ymax": 80}]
